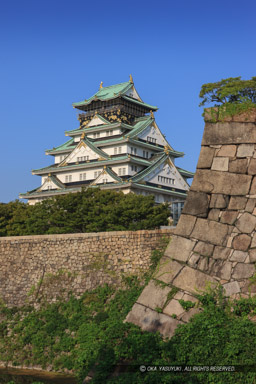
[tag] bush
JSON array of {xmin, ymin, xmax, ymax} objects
[{"xmin": 1, "ymin": 189, "xmax": 169, "ymax": 236}]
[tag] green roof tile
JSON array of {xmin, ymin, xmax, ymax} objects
[{"xmin": 72, "ymin": 81, "xmax": 157, "ymax": 110}]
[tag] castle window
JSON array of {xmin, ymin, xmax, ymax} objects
[
  {"xmin": 122, "ymin": 168, "xmax": 126, "ymax": 175},
  {"xmin": 114, "ymin": 147, "xmax": 117, "ymax": 155},
  {"xmin": 131, "ymin": 147, "xmax": 137, "ymax": 155},
  {"xmin": 80, "ymin": 173, "xmax": 86, "ymax": 181},
  {"xmin": 158, "ymin": 175, "xmax": 175, "ymax": 184},
  {"xmin": 69, "ymin": 175, "xmax": 72, "ymax": 182},
  {"xmin": 147, "ymin": 136, "xmax": 157, "ymax": 144},
  {"xmin": 118, "ymin": 147, "xmax": 122, "ymax": 154},
  {"xmin": 77, "ymin": 156, "xmax": 89, "ymax": 162},
  {"xmin": 118, "ymin": 168, "xmax": 122, "ymax": 176}
]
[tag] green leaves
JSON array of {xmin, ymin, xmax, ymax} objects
[
  {"xmin": 199, "ymin": 76, "xmax": 256, "ymax": 107},
  {"xmin": 1, "ymin": 190, "xmax": 169, "ymax": 236}
]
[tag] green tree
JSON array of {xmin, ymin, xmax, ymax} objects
[
  {"xmin": 0, "ymin": 201, "xmax": 22, "ymax": 236},
  {"xmin": 1, "ymin": 189, "xmax": 169, "ymax": 236},
  {"xmin": 199, "ymin": 76, "xmax": 256, "ymax": 107},
  {"xmin": 4, "ymin": 201, "xmax": 31, "ymax": 236}
]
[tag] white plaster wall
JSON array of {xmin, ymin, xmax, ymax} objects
[
  {"xmin": 103, "ymin": 144, "xmax": 127, "ymax": 156},
  {"xmin": 65, "ymin": 144, "xmax": 100, "ymax": 164},
  {"xmin": 138, "ymin": 124, "xmax": 167, "ymax": 147},
  {"xmin": 127, "ymin": 144, "xmax": 154, "ymax": 159},
  {"xmin": 125, "ymin": 86, "xmax": 140, "ymax": 100},
  {"xmin": 112, "ymin": 165, "xmax": 129, "ymax": 176},
  {"xmin": 57, "ymin": 168, "xmax": 104, "ymax": 183},
  {"xmin": 41, "ymin": 179, "xmax": 59, "ymax": 191},
  {"xmin": 87, "ymin": 116, "xmax": 107, "ymax": 127},
  {"xmin": 55, "ymin": 154, "xmax": 69, "ymax": 164},
  {"xmin": 146, "ymin": 163, "xmax": 189, "ymax": 191}
]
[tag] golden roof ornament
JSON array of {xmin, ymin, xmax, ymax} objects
[
  {"xmin": 150, "ymin": 110, "xmax": 154, "ymax": 119},
  {"xmin": 164, "ymin": 145, "xmax": 169, "ymax": 154},
  {"xmin": 48, "ymin": 173, "xmax": 51, "ymax": 177},
  {"xmin": 129, "ymin": 74, "xmax": 134, "ymax": 83},
  {"xmin": 81, "ymin": 132, "xmax": 85, "ymax": 139},
  {"xmin": 99, "ymin": 81, "xmax": 103, "ymax": 89}
]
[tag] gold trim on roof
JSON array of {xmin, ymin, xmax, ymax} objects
[
  {"xmin": 99, "ymin": 81, "xmax": 103, "ymax": 89},
  {"xmin": 129, "ymin": 74, "xmax": 134, "ymax": 83}
]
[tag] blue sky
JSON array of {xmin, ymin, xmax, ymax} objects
[{"xmin": 1, "ymin": 0, "xmax": 255, "ymax": 202}]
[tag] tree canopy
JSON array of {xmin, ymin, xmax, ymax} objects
[
  {"xmin": 199, "ymin": 76, "xmax": 256, "ymax": 107},
  {"xmin": 0, "ymin": 189, "xmax": 170, "ymax": 236}
]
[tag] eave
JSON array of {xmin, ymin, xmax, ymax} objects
[
  {"xmin": 176, "ymin": 167, "xmax": 194, "ymax": 178},
  {"xmin": 31, "ymin": 155, "xmax": 152, "ymax": 175}
]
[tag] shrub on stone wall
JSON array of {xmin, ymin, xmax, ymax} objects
[{"xmin": 1, "ymin": 189, "xmax": 169, "ymax": 236}]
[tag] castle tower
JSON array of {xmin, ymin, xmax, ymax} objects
[{"xmin": 20, "ymin": 77, "xmax": 193, "ymax": 211}]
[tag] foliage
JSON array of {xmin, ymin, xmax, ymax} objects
[
  {"xmin": 178, "ymin": 299, "xmax": 195, "ymax": 311},
  {"xmin": 0, "ymin": 189, "xmax": 169, "ymax": 236},
  {"xmin": 199, "ymin": 76, "xmax": 256, "ymax": 119},
  {"xmin": 1, "ymin": 278, "xmax": 256, "ymax": 383}
]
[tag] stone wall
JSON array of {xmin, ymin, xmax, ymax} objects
[
  {"xmin": 0, "ymin": 229, "xmax": 172, "ymax": 307},
  {"xmin": 126, "ymin": 109, "xmax": 256, "ymax": 338}
]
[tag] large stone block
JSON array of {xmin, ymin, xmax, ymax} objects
[
  {"xmin": 232, "ymin": 263, "xmax": 255, "ymax": 279},
  {"xmin": 208, "ymin": 208, "xmax": 220, "ymax": 221},
  {"xmin": 250, "ymin": 177, "xmax": 256, "ymax": 195},
  {"xmin": 232, "ymin": 234, "xmax": 251, "ymax": 251},
  {"xmin": 197, "ymin": 146, "xmax": 215, "ymax": 168},
  {"xmin": 213, "ymin": 246, "xmax": 232, "ymax": 260},
  {"xmin": 230, "ymin": 250, "xmax": 248, "ymax": 262},
  {"xmin": 220, "ymin": 211, "xmax": 238, "ymax": 225},
  {"xmin": 154, "ymin": 257, "xmax": 184, "ymax": 284},
  {"xmin": 248, "ymin": 159, "xmax": 256, "ymax": 175},
  {"xmin": 163, "ymin": 299, "xmax": 185, "ymax": 317},
  {"xmin": 191, "ymin": 169, "xmax": 252, "ymax": 196},
  {"xmin": 211, "ymin": 157, "xmax": 229, "ymax": 171},
  {"xmin": 165, "ymin": 236, "xmax": 195, "ymax": 262},
  {"xmin": 229, "ymin": 158, "xmax": 248, "ymax": 174},
  {"xmin": 249, "ymin": 249, "xmax": 256, "ymax": 262},
  {"xmin": 193, "ymin": 241, "xmax": 214, "ymax": 257},
  {"xmin": 237, "ymin": 144, "xmax": 254, "ymax": 157},
  {"xmin": 217, "ymin": 261, "xmax": 232, "ymax": 280},
  {"xmin": 174, "ymin": 214, "xmax": 197, "ymax": 237},
  {"xmin": 172, "ymin": 266, "xmax": 217, "ymax": 294},
  {"xmin": 216, "ymin": 145, "xmax": 236, "ymax": 157},
  {"xmin": 136, "ymin": 280, "xmax": 172, "ymax": 309},
  {"xmin": 251, "ymin": 233, "xmax": 256, "ymax": 248},
  {"xmin": 191, "ymin": 218, "xmax": 229, "ymax": 246},
  {"xmin": 210, "ymin": 194, "xmax": 229, "ymax": 209},
  {"xmin": 223, "ymin": 281, "xmax": 241, "ymax": 297},
  {"xmin": 245, "ymin": 199, "xmax": 256, "ymax": 213},
  {"xmin": 235, "ymin": 212, "xmax": 256, "ymax": 234},
  {"xmin": 228, "ymin": 196, "xmax": 247, "ymax": 210},
  {"xmin": 202, "ymin": 122, "xmax": 256, "ymax": 145},
  {"xmin": 182, "ymin": 191, "xmax": 209, "ymax": 218},
  {"xmin": 125, "ymin": 303, "xmax": 181, "ymax": 338}
]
